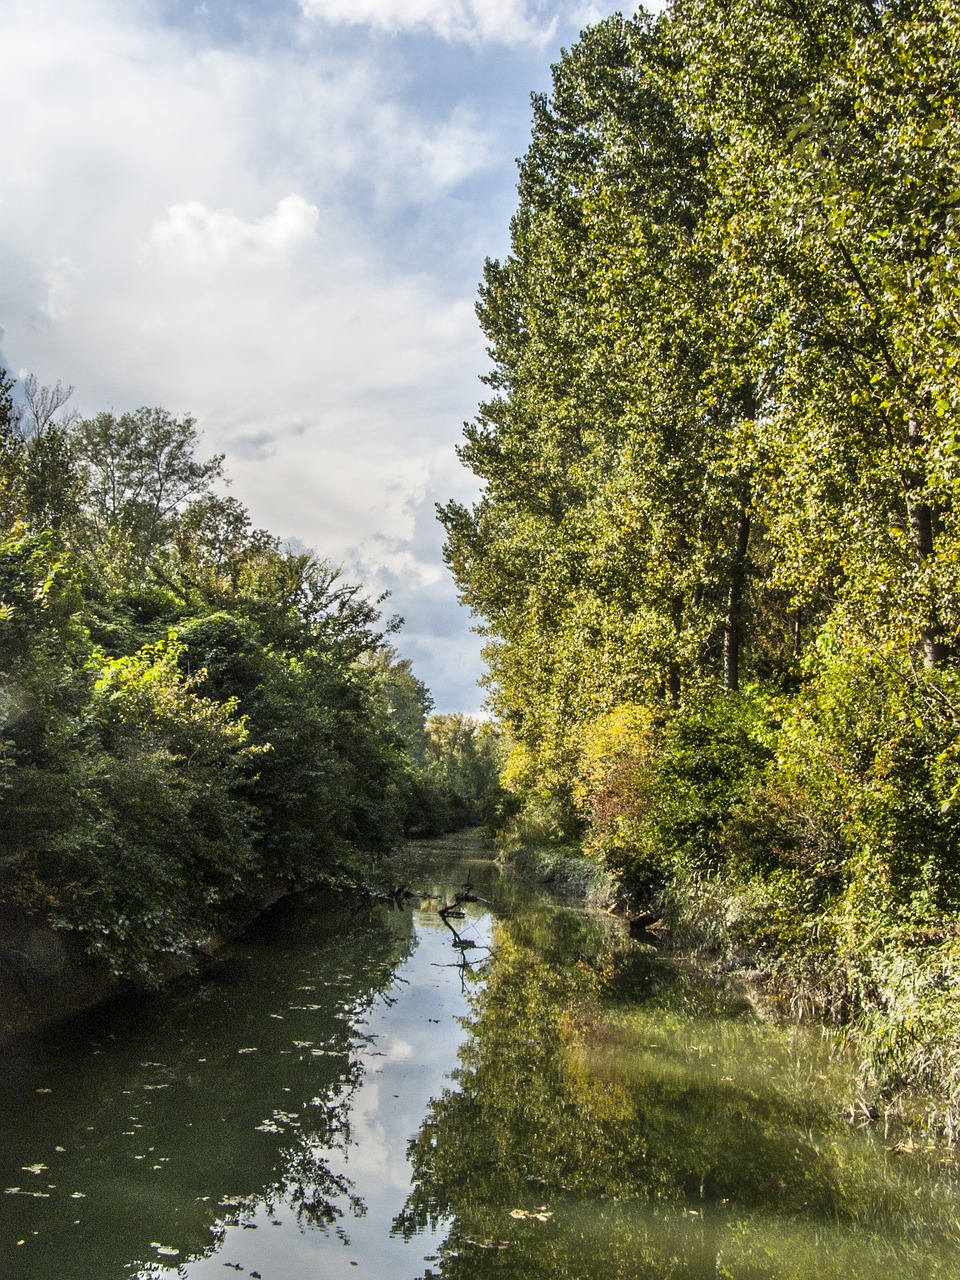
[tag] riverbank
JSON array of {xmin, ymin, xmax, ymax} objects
[
  {"xmin": 496, "ymin": 841, "xmax": 617, "ymax": 908},
  {"xmin": 0, "ymin": 883, "xmax": 297, "ymax": 1044},
  {"xmin": 6, "ymin": 828, "xmax": 960, "ymax": 1280},
  {"xmin": 497, "ymin": 840, "xmax": 960, "ymax": 1140},
  {"xmin": 0, "ymin": 829, "xmax": 479, "ymax": 1044}
]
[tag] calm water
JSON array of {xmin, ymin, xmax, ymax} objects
[{"xmin": 2, "ymin": 832, "xmax": 960, "ymax": 1280}]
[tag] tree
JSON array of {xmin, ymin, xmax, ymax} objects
[{"xmin": 74, "ymin": 407, "xmax": 225, "ymax": 570}]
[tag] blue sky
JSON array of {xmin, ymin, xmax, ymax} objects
[{"xmin": 1, "ymin": 0, "xmax": 623, "ymax": 712}]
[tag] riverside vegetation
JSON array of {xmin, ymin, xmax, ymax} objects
[
  {"xmin": 0, "ymin": 370, "xmax": 502, "ymax": 986},
  {"xmin": 7, "ymin": 0, "xmax": 960, "ymax": 1150},
  {"xmin": 441, "ymin": 0, "xmax": 960, "ymax": 1135}
]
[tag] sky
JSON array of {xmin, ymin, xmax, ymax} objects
[{"xmin": 0, "ymin": 0, "xmax": 621, "ymax": 713}]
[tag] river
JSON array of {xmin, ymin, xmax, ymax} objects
[{"xmin": 2, "ymin": 831, "xmax": 960, "ymax": 1279}]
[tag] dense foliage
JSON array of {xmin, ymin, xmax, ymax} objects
[
  {"xmin": 442, "ymin": 0, "xmax": 960, "ymax": 1124},
  {"xmin": 0, "ymin": 373, "xmax": 500, "ymax": 979}
]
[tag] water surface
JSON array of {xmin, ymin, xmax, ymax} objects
[{"xmin": 2, "ymin": 832, "xmax": 959, "ymax": 1279}]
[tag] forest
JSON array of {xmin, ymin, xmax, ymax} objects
[
  {"xmin": 441, "ymin": 0, "xmax": 960, "ymax": 1126},
  {"xmin": 0, "ymin": 371, "xmax": 500, "ymax": 982}
]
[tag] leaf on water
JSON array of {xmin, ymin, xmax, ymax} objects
[
  {"xmin": 55, "ymin": 1146, "xmax": 66, "ymax": 1153},
  {"xmin": 509, "ymin": 1207, "xmax": 552, "ymax": 1222},
  {"xmin": 5, "ymin": 1188, "xmax": 21, "ymax": 1195},
  {"xmin": 70, "ymin": 1192, "xmax": 86, "ymax": 1198},
  {"xmin": 237, "ymin": 1047, "xmax": 258, "ymax": 1054},
  {"xmin": 151, "ymin": 1243, "xmax": 180, "ymax": 1256},
  {"xmin": 35, "ymin": 1088, "xmax": 52, "ymax": 1094},
  {"xmin": 144, "ymin": 1083, "xmax": 170, "ymax": 1090},
  {"xmin": 292, "ymin": 1041, "xmax": 313, "ymax": 1048},
  {"xmin": 22, "ymin": 1165, "xmax": 47, "ymax": 1175}
]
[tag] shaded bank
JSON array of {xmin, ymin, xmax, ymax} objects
[{"xmin": 0, "ymin": 885, "xmax": 292, "ymax": 1044}]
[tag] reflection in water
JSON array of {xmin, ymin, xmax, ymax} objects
[
  {"xmin": 396, "ymin": 898, "xmax": 960, "ymax": 1280},
  {"xmin": 3, "ymin": 834, "xmax": 960, "ymax": 1280},
  {"xmin": 0, "ymin": 838, "xmax": 489, "ymax": 1280}
]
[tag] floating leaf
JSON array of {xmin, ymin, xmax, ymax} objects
[
  {"xmin": 509, "ymin": 1206, "xmax": 552, "ymax": 1222},
  {"xmin": 22, "ymin": 1165, "xmax": 47, "ymax": 1175}
]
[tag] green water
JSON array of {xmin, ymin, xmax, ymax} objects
[{"xmin": 2, "ymin": 832, "xmax": 959, "ymax": 1279}]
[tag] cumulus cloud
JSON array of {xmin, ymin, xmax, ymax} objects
[
  {"xmin": 0, "ymin": 0, "xmax": 599, "ymax": 708},
  {"xmin": 298, "ymin": 0, "xmax": 557, "ymax": 46},
  {"xmin": 142, "ymin": 195, "xmax": 320, "ymax": 268}
]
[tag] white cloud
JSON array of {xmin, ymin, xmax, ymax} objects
[
  {"xmin": 40, "ymin": 257, "xmax": 79, "ymax": 322},
  {"xmin": 0, "ymin": 0, "xmax": 597, "ymax": 708},
  {"xmin": 380, "ymin": 1037, "xmax": 415, "ymax": 1062},
  {"xmin": 143, "ymin": 195, "xmax": 320, "ymax": 268},
  {"xmin": 298, "ymin": 0, "xmax": 556, "ymax": 46}
]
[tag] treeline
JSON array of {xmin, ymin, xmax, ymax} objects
[
  {"xmin": 0, "ymin": 371, "xmax": 499, "ymax": 980},
  {"xmin": 443, "ymin": 0, "xmax": 960, "ymax": 1122}
]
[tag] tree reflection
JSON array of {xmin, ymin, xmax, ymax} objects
[
  {"xmin": 395, "ymin": 904, "xmax": 960, "ymax": 1279},
  {"xmin": 0, "ymin": 890, "xmax": 416, "ymax": 1280}
]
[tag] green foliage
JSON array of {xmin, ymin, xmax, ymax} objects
[
  {"xmin": 55, "ymin": 641, "xmax": 258, "ymax": 976},
  {"xmin": 569, "ymin": 695, "xmax": 772, "ymax": 902},
  {"xmin": 424, "ymin": 713, "xmax": 507, "ymax": 829},
  {"xmin": 0, "ymin": 373, "xmax": 452, "ymax": 980},
  {"xmin": 443, "ymin": 0, "xmax": 960, "ymax": 1123}
]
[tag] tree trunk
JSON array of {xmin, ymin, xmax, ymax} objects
[
  {"xmin": 905, "ymin": 414, "xmax": 945, "ymax": 668},
  {"xmin": 668, "ymin": 592, "xmax": 683, "ymax": 706},
  {"xmin": 724, "ymin": 508, "xmax": 751, "ymax": 691}
]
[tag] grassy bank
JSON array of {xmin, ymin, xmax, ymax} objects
[
  {"xmin": 498, "ymin": 841, "xmax": 617, "ymax": 909},
  {"xmin": 500, "ymin": 822, "xmax": 960, "ymax": 1141}
]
